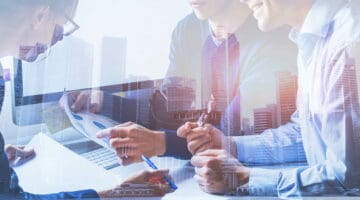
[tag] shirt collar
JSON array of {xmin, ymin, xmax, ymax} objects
[
  {"xmin": 208, "ymin": 15, "xmax": 255, "ymax": 46},
  {"xmin": 209, "ymin": 28, "xmax": 225, "ymax": 47},
  {"xmin": 289, "ymin": 0, "xmax": 347, "ymax": 44}
]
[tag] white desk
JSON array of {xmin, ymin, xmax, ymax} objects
[
  {"xmin": 14, "ymin": 132, "xmax": 301, "ymax": 200},
  {"xmin": 108, "ymin": 157, "xmax": 240, "ymax": 200}
]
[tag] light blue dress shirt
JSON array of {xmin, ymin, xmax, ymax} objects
[{"xmin": 234, "ymin": 0, "xmax": 360, "ymax": 197}]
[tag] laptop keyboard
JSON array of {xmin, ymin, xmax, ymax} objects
[{"xmin": 81, "ymin": 147, "xmax": 120, "ymax": 170}]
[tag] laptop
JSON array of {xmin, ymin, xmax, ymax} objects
[{"xmin": 9, "ymin": 38, "xmax": 157, "ymax": 171}]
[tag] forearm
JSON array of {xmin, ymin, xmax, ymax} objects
[
  {"xmin": 233, "ymin": 121, "xmax": 306, "ymax": 165},
  {"xmin": 247, "ymin": 163, "xmax": 356, "ymax": 198}
]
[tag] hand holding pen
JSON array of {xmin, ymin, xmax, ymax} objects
[
  {"xmin": 177, "ymin": 96, "xmax": 226, "ymax": 155},
  {"xmin": 197, "ymin": 95, "xmax": 215, "ymax": 127},
  {"xmin": 141, "ymin": 155, "xmax": 178, "ymax": 190}
]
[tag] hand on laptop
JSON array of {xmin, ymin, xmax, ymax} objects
[
  {"xmin": 97, "ymin": 169, "xmax": 174, "ymax": 198},
  {"xmin": 191, "ymin": 149, "xmax": 249, "ymax": 195},
  {"xmin": 96, "ymin": 122, "xmax": 166, "ymax": 166},
  {"xmin": 177, "ymin": 122, "xmax": 234, "ymax": 155},
  {"xmin": 5, "ymin": 144, "xmax": 35, "ymax": 167},
  {"xmin": 59, "ymin": 89, "xmax": 104, "ymax": 113}
]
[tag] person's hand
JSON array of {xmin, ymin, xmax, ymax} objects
[
  {"xmin": 5, "ymin": 145, "xmax": 35, "ymax": 167},
  {"xmin": 96, "ymin": 122, "xmax": 166, "ymax": 166},
  {"xmin": 97, "ymin": 169, "xmax": 174, "ymax": 199},
  {"xmin": 59, "ymin": 89, "xmax": 104, "ymax": 113},
  {"xmin": 177, "ymin": 122, "xmax": 236, "ymax": 156},
  {"xmin": 191, "ymin": 149, "xmax": 249, "ymax": 195}
]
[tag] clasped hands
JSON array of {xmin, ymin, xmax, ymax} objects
[{"xmin": 177, "ymin": 122, "xmax": 250, "ymax": 195}]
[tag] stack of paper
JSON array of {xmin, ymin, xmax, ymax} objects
[{"xmin": 13, "ymin": 133, "xmax": 119, "ymax": 194}]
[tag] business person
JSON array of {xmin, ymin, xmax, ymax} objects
[
  {"xmin": 97, "ymin": 0, "xmax": 300, "ymax": 166},
  {"xmin": 186, "ymin": 0, "xmax": 360, "ymax": 197},
  {"xmin": 0, "ymin": 1, "xmax": 172, "ymax": 199}
]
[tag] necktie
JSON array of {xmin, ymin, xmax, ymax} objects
[{"xmin": 202, "ymin": 34, "xmax": 241, "ymax": 135}]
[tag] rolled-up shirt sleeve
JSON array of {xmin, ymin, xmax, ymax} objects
[
  {"xmin": 233, "ymin": 111, "xmax": 306, "ymax": 165},
  {"xmin": 244, "ymin": 43, "xmax": 360, "ymax": 199}
]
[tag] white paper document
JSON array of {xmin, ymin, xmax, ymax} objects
[
  {"xmin": 13, "ymin": 133, "xmax": 119, "ymax": 194},
  {"xmin": 63, "ymin": 93, "xmax": 119, "ymax": 149}
]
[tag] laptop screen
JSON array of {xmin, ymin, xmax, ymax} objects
[{"xmin": 10, "ymin": 36, "xmax": 157, "ymax": 126}]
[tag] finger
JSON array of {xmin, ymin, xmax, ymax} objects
[
  {"xmin": 146, "ymin": 169, "xmax": 170, "ymax": 183},
  {"xmin": 114, "ymin": 144, "xmax": 136, "ymax": 158},
  {"xmin": 90, "ymin": 90, "xmax": 104, "ymax": 111},
  {"xmin": 5, "ymin": 144, "xmax": 16, "ymax": 153},
  {"xmin": 194, "ymin": 174, "xmax": 212, "ymax": 187},
  {"xmin": 116, "ymin": 121, "xmax": 134, "ymax": 127},
  {"xmin": 5, "ymin": 145, "xmax": 34, "ymax": 158},
  {"xmin": 96, "ymin": 127, "xmax": 128, "ymax": 139},
  {"xmin": 186, "ymin": 128, "xmax": 209, "ymax": 142},
  {"xmin": 206, "ymin": 186, "xmax": 223, "ymax": 194},
  {"xmin": 121, "ymin": 156, "xmax": 141, "ymax": 166},
  {"xmin": 191, "ymin": 154, "xmax": 215, "ymax": 167},
  {"xmin": 195, "ymin": 166, "xmax": 216, "ymax": 179},
  {"xmin": 177, "ymin": 122, "xmax": 198, "ymax": 138},
  {"xmin": 111, "ymin": 124, "xmax": 137, "ymax": 138},
  {"xmin": 96, "ymin": 128, "xmax": 112, "ymax": 139},
  {"xmin": 194, "ymin": 142, "xmax": 212, "ymax": 155},
  {"xmin": 10, "ymin": 148, "xmax": 36, "ymax": 167},
  {"xmin": 4, "ymin": 145, "xmax": 16, "ymax": 160},
  {"xmin": 58, "ymin": 95, "xmax": 66, "ymax": 109},
  {"xmin": 147, "ymin": 170, "xmax": 175, "ymax": 192},
  {"xmin": 187, "ymin": 136, "xmax": 211, "ymax": 155},
  {"xmin": 71, "ymin": 92, "xmax": 88, "ymax": 112},
  {"xmin": 89, "ymin": 103, "xmax": 101, "ymax": 113},
  {"xmin": 110, "ymin": 137, "xmax": 134, "ymax": 148},
  {"xmin": 196, "ymin": 149, "xmax": 227, "ymax": 157},
  {"xmin": 16, "ymin": 148, "xmax": 35, "ymax": 159},
  {"xmin": 115, "ymin": 147, "xmax": 138, "ymax": 158}
]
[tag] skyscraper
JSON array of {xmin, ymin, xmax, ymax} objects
[
  {"xmin": 253, "ymin": 104, "xmax": 277, "ymax": 134},
  {"xmin": 125, "ymin": 88, "xmax": 154, "ymax": 127},
  {"xmin": 242, "ymin": 118, "xmax": 251, "ymax": 135},
  {"xmin": 342, "ymin": 58, "xmax": 360, "ymax": 112},
  {"xmin": 340, "ymin": 58, "xmax": 360, "ymax": 140},
  {"xmin": 100, "ymin": 37, "xmax": 127, "ymax": 85},
  {"xmin": 162, "ymin": 77, "xmax": 196, "ymax": 112},
  {"xmin": 276, "ymin": 71, "xmax": 298, "ymax": 126}
]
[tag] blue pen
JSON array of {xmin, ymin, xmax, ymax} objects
[{"xmin": 141, "ymin": 155, "xmax": 178, "ymax": 190}]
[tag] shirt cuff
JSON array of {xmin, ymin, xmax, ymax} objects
[
  {"xmin": 248, "ymin": 168, "xmax": 279, "ymax": 196},
  {"xmin": 161, "ymin": 129, "xmax": 192, "ymax": 159}
]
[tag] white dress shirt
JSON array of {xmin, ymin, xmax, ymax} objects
[{"xmin": 234, "ymin": 0, "xmax": 360, "ymax": 197}]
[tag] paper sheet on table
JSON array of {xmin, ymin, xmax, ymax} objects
[
  {"xmin": 63, "ymin": 93, "xmax": 119, "ymax": 149},
  {"xmin": 13, "ymin": 133, "xmax": 119, "ymax": 194}
]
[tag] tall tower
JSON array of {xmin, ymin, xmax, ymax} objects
[
  {"xmin": 162, "ymin": 77, "xmax": 196, "ymax": 112},
  {"xmin": 253, "ymin": 104, "xmax": 277, "ymax": 134},
  {"xmin": 276, "ymin": 71, "xmax": 298, "ymax": 126},
  {"xmin": 101, "ymin": 37, "xmax": 127, "ymax": 85}
]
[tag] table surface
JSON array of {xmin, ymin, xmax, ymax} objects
[{"xmin": 46, "ymin": 129, "xmax": 306, "ymax": 200}]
